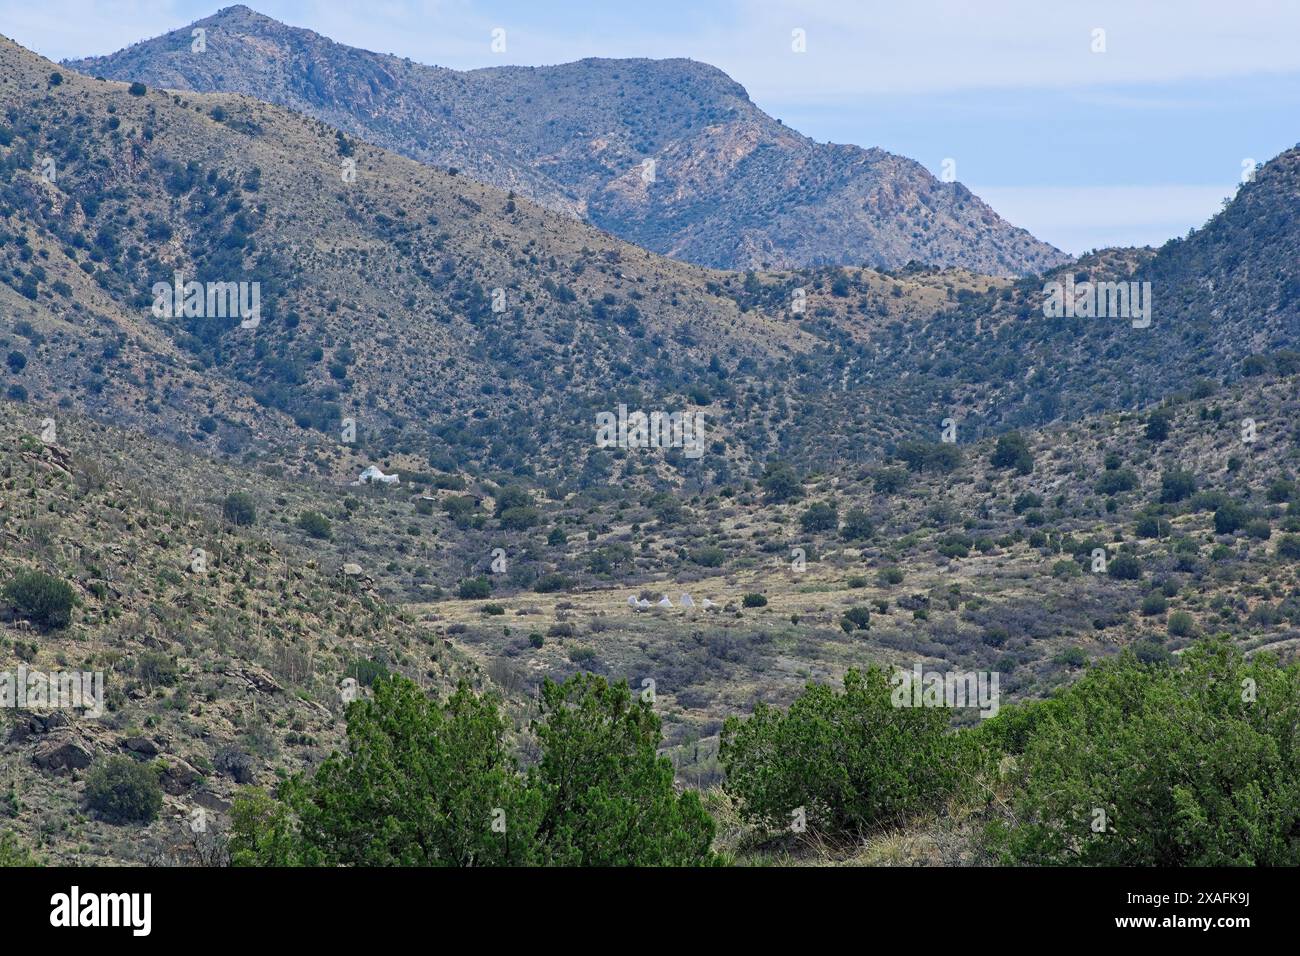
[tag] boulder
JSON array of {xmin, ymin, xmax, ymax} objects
[
  {"xmin": 192, "ymin": 790, "xmax": 231, "ymax": 814},
  {"xmin": 158, "ymin": 757, "xmax": 203, "ymax": 795},
  {"xmin": 8, "ymin": 710, "xmax": 69, "ymax": 743},
  {"xmin": 122, "ymin": 736, "xmax": 160, "ymax": 757},
  {"xmin": 32, "ymin": 736, "xmax": 93, "ymax": 774}
]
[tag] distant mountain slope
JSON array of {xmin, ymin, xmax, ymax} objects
[
  {"xmin": 919, "ymin": 144, "xmax": 1300, "ymax": 432},
  {"xmin": 0, "ymin": 28, "xmax": 991, "ymax": 486},
  {"xmin": 4, "ymin": 27, "xmax": 1297, "ymax": 492},
  {"xmin": 65, "ymin": 4, "xmax": 1068, "ymax": 277}
]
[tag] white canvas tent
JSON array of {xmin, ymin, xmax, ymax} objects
[{"xmin": 353, "ymin": 465, "xmax": 400, "ymax": 486}]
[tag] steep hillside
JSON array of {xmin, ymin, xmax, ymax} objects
[
  {"xmin": 911, "ymin": 144, "xmax": 1300, "ymax": 434},
  {"xmin": 6, "ymin": 358, "xmax": 1300, "ymax": 865},
  {"xmin": 65, "ymin": 5, "xmax": 1068, "ymax": 276},
  {"xmin": 0, "ymin": 30, "xmax": 794, "ymax": 469},
  {"xmin": 0, "ymin": 399, "xmax": 483, "ymax": 865},
  {"xmin": 4, "ymin": 28, "xmax": 1022, "ymax": 489},
  {"xmin": 8, "ymin": 27, "xmax": 1300, "ymax": 500}
]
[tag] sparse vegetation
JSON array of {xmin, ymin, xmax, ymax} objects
[
  {"xmin": 3, "ymin": 569, "xmax": 75, "ymax": 630},
  {"xmin": 85, "ymin": 757, "xmax": 164, "ymax": 824}
]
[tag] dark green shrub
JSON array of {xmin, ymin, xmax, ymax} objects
[
  {"xmin": 3, "ymin": 569, "xmax": 75, "ymax": 629},
  {"xmin": 690, "ymin": 545, "xmax": 725, "ymax": 567},
  {"xmin": 721, "ymin": 666, "xmax": 977, "ymax": 837},
  {"xmin": 136, "ymin": 651, "xmax": 179, "ymax": 687},
  {"xmin": 1168, "ymin": 610, "xmax": 1196, "ymax": 637},
  {"xmin": 230, "ymin": 675, "xmax": 714, "ymax": 866},
  {"xmin": 1140, "ymin": 592, "xmax": 1168, "ymax": 616},
  {"xmin": 457, "ymin": 577, "xmax": 491, "ymax": 599},
  {"xmin": 1145, "ymin": 410, "xmax": 1172, "ymax": 442},
  {"xmin": 986, "ymin": 639, "xmax": 1300, "ymax": 865},
  {"xmin": 760, "ymin": 462, "xmax": 802, "ymax": 503},
  {"xmin": 1135, "ymin": 515, "xmax": 1169, "ymax": 538},
  {"xmin": 800, "ymin": 501, "xmax": 838, "ymax": 533},
  {"xmin": 937, "ymin": 533, "xmax": 972, "ymax": 559},
  {"xmin": 0, "ymin": 830, "xmax": 38, "ymax": 866},
  {"xmin": 1160, "ymin": 469, "xmax": 1197, "ymax": 503},
  {"xmin": 295, "ymin": 511, "xmax": 332, "ymax": 540},
  {"xmin": 1054, "ymin": 647, "xmax": 1088, "ymax": 668},
  {"xmin": 877, "ymin": 566, "xmax": 904, "ymax": 586},
  {"xmin": 530, "ymin": 674, "xmax": 715, "ymax": 865},
  {"xmin": 991, "ymin": 432, "xmax": 1033, "ymax": 474},
  {"xmin": 840, "ymin": 506, "xmax": 874, "ymax": 541},
  {"xmin": 1107, "ymin": 554, "xmax": 1142, "ymax": 580},
  {"xmin": 1095, "ymin": 469, "xmax": 1138, "ymax": 496},
  {"xmin": 839, "ymin": 606, "xmax": 871, "ymax": 632},
  {"xmin": 1214, "ymin": 500, "xmax": 1250, "ymax": 535},
  {"xmin": 872, "ymin": 467, "xmax": 909, "ymax": 494},
  {"xmin": 85, "ymin": 757, "xmax": 163, "ymax": 824},
  {"xmin": 1244, "ymin": 518, "xmax": 1272, "ymax": 540},
  {"xmin": 1013, "ymin": 492, "xmax": 1042, "ymax": 514},
  {"xmin": 499, "ymin": 506, "xmax": 540, "ymax": 531},
  {"xmin": 533, "ymin": 572, "xmax": 570, "ymax": 593},
  {"xmin": 222, "ymin": 492, "xmax": 257, "ymax": 526}
]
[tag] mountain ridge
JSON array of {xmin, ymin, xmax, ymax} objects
[{"xmin": 64, "ymin": 4, "xmax": 1070, "ymax": 276}]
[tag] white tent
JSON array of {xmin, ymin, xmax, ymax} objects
[
  {"xmin": 627, "ymin": 595, "xmax": 639, "ymax": 608},
  {"xmin": 637, "ymin": 599, "xmax": 652, "ymax": 609},
  {"xmin": 679, "ymin": 593, "xmax": 695, "ymax": 608},
  {"xmin": 701, "ymin": 598, "xmax": 717, "ymax": 610},
  {"xmin": 658, "ymin": 595, "xmax": 674, "ymax": 608},
  {"xmin": 352, "ymin": 465, "xmax": 400, "ymax": 486}
]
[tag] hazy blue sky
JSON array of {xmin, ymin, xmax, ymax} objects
[{"xmin": 6, "ymin": 0, "xmax": 1300, "ymax": 254}]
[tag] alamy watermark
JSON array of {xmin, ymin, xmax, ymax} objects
[
  {"xmin": 595, "ymin": 404, "xmax": 705, "ymax": 459},
  {"xmin": 1, "ymin": 666, "xmax": 104, "ymax": 718},
  {"xmin": 151, "ymin": 273, "xmax": 261, "ymax": 328},
  {"xmin": 1042, "ymin": 274, "xmax": 1151, "ymax": 328},
  {"xmin": 890, "ymin": 662, "xmax": 999, "ymax": 718}
]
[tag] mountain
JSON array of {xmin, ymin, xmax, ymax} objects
[
  {"xmin": 65, "ymin": 5, "xmax": 1069, "ymax": 277},
  {"xmin": 7, "ymin": 23, "xmax": 1300, "ymax": 492},
  {"xmin": 4, "ymin": 21, "xmax": 1300, "ymax": 870},
  {"xmin": 1, "ymin": 27, "xmax": 1007, "ymax": 491},
  {"xmin": 922, "ymin": 144, "xmax": 1300, "ymax": 432}
]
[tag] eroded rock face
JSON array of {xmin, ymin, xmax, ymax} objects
[
  {"xmin": 224, "ymin": 665, "xmax": 283, "ymax": 695},
  {"xmin": 193, "ymin": 790, "xmax": 232, "ymax": 814},
  {"xmin": 122, "ymin": 736, "xmax": 160, "ymax": 757},
  {"xmin": 32, "ymin": 735, "xmax": 94, "ymax": 774},
  {"xmin": 158, "ymin": 757, "xmax": 203, "ymax": 795},
  {"xmin": 8, "ymin": 710, "xmax": 71, "ymax": 743}
]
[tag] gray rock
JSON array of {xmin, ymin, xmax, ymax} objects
[
  {"xmin": 158, "ymin": 756, "xmax": 202, "ymax": 795},
  {"xmin": 7, "ymin": 710, "xmax": 69, "ymax": 743},
  {"xmin": 192, "ymin": 790, "xmax": 231, "ymax": 814},
  {"xmin": 123, "ymin": 736, "xmax": 160, "ymax": 756},
  {"xmin": 32, "ymin": 736, "xmax": 93, "ymax": 774}
]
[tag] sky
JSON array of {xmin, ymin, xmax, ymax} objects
[{"xmin": 4, "ymin": 0, "xmax": 1300, "ymax": 254}]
